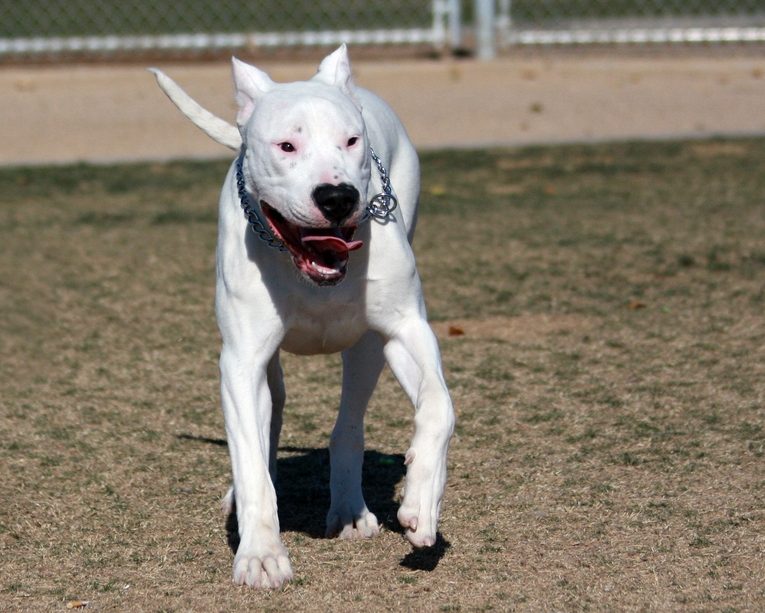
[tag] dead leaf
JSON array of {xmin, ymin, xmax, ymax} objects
[
  {"xmin": 627, "ymin": 300, "xmax": 647, "ymax": 310},
  {"xmin": 448, "ymin": 325, "xmax": 465, "ymax": 337},
  {"xmin": 543, "ymin": 185, "xmax": 557, "ymax": 195}
]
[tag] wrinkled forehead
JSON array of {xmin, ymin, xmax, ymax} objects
[{"xmin": 250, "ymin": 82, "xmax": 363, "ymax": 138}]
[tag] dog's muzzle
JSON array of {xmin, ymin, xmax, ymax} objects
[{"xmin": 236, "ymin": 145, "xmax": 397, "ymax": 286}]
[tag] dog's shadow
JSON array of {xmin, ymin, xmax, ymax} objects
[
  {"xmin": 175, "ymin": 436, "xmax": 450, "ymax": 572},
  {"xmin": 179, "ymin": 435, "xmax": 449, "ymax": 571}
]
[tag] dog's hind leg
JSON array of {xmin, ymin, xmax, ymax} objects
[
  {"xmin": 326, "ymin": 331, "xmax": 385, "ymax": 539},
  {"xmin": 267, "ymin": 351, "xmax": 285, "ymax": 483}
]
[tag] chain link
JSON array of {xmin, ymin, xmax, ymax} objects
[
  {"xmin": 235, "ymin": 148, "xmax": 287, "ymax": 251},
  {"xmin": 2, "ymin": 2, "xmax": 762, "ymax": 61},
  {"xmin": 366, "ymin": 147, "xmax": 399, "ymax": 221}
]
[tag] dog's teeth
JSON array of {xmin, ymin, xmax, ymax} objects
[{"xmin": 308, "ymin": 259, "xmax": 338, "ymax": 275}]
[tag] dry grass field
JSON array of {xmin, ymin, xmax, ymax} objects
[{"xmin": 1, "ymin": 138, "xmax": 764, "ymax": 611}]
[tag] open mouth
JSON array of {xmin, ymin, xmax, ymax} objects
[{"xmin": 261, "ymin": 202, "xmax": 363, "ymax": 285}]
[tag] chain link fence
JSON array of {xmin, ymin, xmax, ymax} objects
[
  {"xmin": 498, "ymin": 0, "xmax": 765, "ymax": 46},
  {"xmin": 0, "ymin": 0, "xmax": 458, "ymax": 60},
  {"xmin": 1, "ymin": 1, "xmax": 764, "ymax": 61}
]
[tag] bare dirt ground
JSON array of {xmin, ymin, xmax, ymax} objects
[{"xmin": 2, "ymin": 51, "xmax": 765, "ymax": 166}]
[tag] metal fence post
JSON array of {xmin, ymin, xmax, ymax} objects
[
  {"xmin": 448, "ymin": 0, "xmax": 462, "ymax": 49},
  {"xmin": 475, "ymin": 0, "xmax": 496, "ymax": 60},
  {"xmin": 432, "ymin": 0, "xmax": 463, "ymax": 51},
  {"xmin": 496, "ymin": 0, "xmax": 512, "ymax": 48}
]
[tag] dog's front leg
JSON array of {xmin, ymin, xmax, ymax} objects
[
  {"xmin": 220, "ymin": 344, "xmax": 293, "ymax": 588},
  {"xmin": 326, "ymin": 331, "xmax": 385, "ymax": 539},
  {"xmin": 384, "ymin": 318, "xmax": 455, "ymax": 548}
]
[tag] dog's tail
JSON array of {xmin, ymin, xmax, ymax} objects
[{"xmin": 149, "ymin": 68, "xmax": 242, "ymax": 151}]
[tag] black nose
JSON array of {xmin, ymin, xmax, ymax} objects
[{"xmin": 312, "ymin": 183, "xmax": 359, "ymax": 224}]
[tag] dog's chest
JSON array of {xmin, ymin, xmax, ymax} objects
[{"xmin": 280, "ymin": 297, "xmax": 367, "ymax": 355}]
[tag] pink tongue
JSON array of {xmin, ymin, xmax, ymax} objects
[{"xmin": 301, "ymin": 235, "xmax": 363, "ymax": 254}]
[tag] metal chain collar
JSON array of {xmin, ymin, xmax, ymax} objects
[
  {"xmin": 365, "ymin": 147, "xmax": 399, "ymax": 220},
  {"xmin": 235, "ymin": 145, "xmax": 398, "ymax": 250},
  {"xmin": 235, "ymin": 148, "xmax": 287, "ymax": 251}
]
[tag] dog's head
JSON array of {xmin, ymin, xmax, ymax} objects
[{"xmin": 233, "ymin": 45, "xmax": 371, "ymax": 286}]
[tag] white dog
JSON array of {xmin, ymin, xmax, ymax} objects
[{"xmin": 151, "ymin": 45, "xmax": 454, "ymax": 589}]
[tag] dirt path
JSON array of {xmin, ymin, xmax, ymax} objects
[{"xmin": 2, "ymin": 54, "xmax": 764, "ymax": 166}]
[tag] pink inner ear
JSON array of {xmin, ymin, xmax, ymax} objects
[
  {"xmin": 231, "ymin": 57, "xmax": 275, "ymax": 125},
  {"xmin": 331, "ymin": 55, "xmax": 353, "ymax": 92},
  {"xmin": 235, "ymin": 94, "xmax": 255, "ymax": 126},
  {"xmin": 316, "ymin": 45, "xmax": 354, "ymax": 91}
]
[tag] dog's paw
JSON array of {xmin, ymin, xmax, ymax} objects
[
  {"xmin": 232, "ymin": 541, "xmax": 293, "ymax": 589},
  {"xmin": 325, "ymin": 506, "xmax": 380, "ymax": 539},
  {"xmin": 397, "ymin": 449, "xmax": 444, "ymax": 548},
  {"xmin": 397, "ymin": 503, "xmax": 438, "ymax": 548}
]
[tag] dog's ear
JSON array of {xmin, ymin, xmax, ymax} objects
[
  {"xmin": 314, "ymin": 44, "xmax": 357, "ymax": 100},
  {"xmin": 231, "ymin": 57, "xmax": 274, "ymax": 127}
]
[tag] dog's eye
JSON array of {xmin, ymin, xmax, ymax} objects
[
  {"xmin": 347, "ymin": 137, "xmax": 359, "ymax": 147},
  {"xmin": 279, "ymin": 142, "xmax": 296, "ymax": 153}
]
